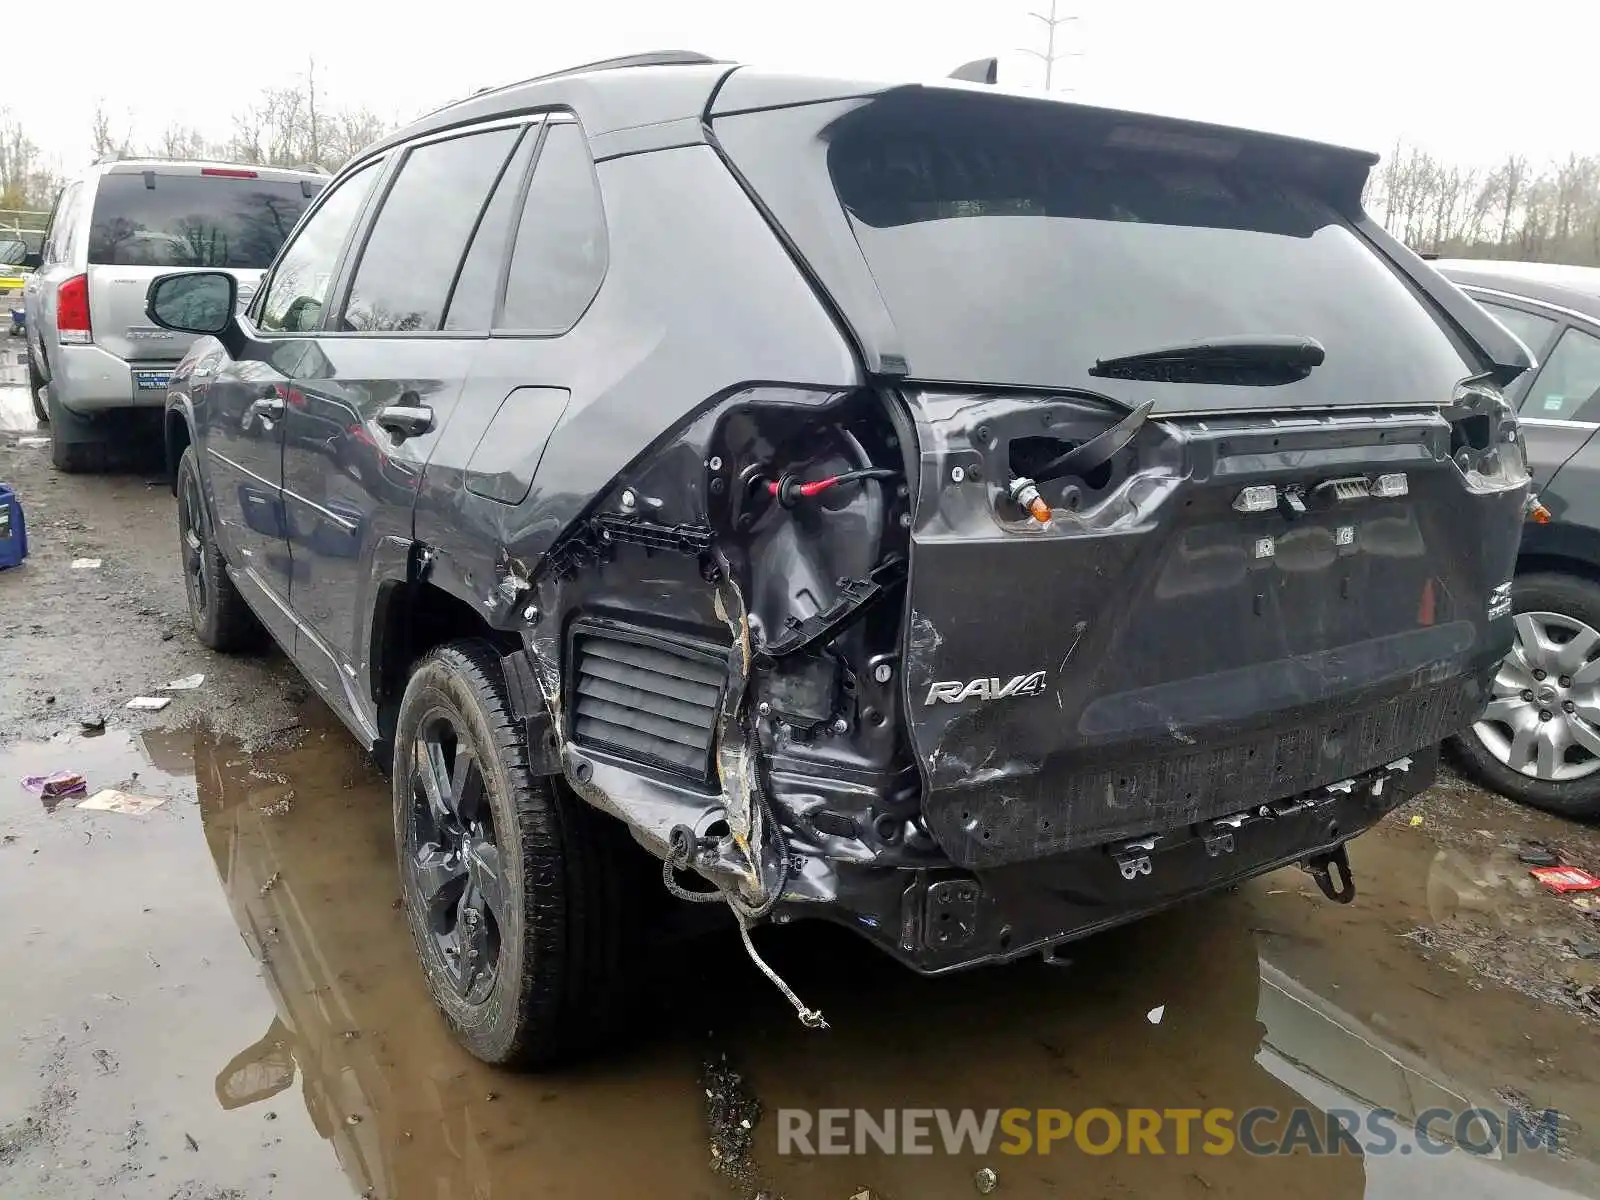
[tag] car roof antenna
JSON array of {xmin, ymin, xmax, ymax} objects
[{"xmin": 948, "ymin": 57, "xmax": 999, "ymax": 84}]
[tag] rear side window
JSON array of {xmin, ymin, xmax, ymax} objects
[
  {"xmin": 44, "ymin": 182, "xmax": 84, "ymax": 266},
  {"xmin": 443, "ymin": 128, "xmax": 540, "ymax": 331},
  {"xmin": 87, "ymin": 173, "xmax": 317, "ymax": 268},
  {"xmin": 498, "ymin": 122, "xmax": 607, "ymax": 333},
  {"xmin": 1478, "ymin": 300, "xmax": 1558, "ymax": 360},
  {"xmin": 341, "ymin": 127, "xmax": 520, "ymax": 332},
  {"xmin": 1522, "ymin": 326, "xmax": 1600, "ymax": 421}
]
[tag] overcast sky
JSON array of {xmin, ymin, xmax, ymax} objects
[{"xmin": 18, "ymin": 0, "xmax": 1599, "ymax": 175}]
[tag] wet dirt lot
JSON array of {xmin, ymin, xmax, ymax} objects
[{"xmin": 4, "ymin": 375, "xmax": 1600, "ymax": 1200}]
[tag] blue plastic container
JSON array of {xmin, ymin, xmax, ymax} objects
[{"xmin": 0, "ymin": 483, "xmax": 27, "ymax": 569}]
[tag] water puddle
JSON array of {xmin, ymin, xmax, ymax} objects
[{"xmin": 3, "ymin": 719, "xmax": 1598, "ymax": 1199}]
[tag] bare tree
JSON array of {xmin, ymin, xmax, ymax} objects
[
  {"xmin": 89, "ymin": 103, "xmax": 134, "ymax": 163},
  {"xmin": 0, "ymin": 109, "xmax": 60, "ymax": 208},
  {"xmin": 1367, "ymin": 142, "xmax": 1600, "ymax": 267},
  {"xmin": 155, "ymin": 124, "xmax": 213, "ymax": 161}
]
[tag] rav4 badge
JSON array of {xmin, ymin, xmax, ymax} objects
[{"xmin": 924, "ymin": 671, "xmax": 1048, "ymax": 705}]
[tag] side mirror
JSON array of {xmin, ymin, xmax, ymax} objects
[
  {"xmin": 147, "ymin": 271, "xmax": 236, "ymax": 336},
  {"xmin": 20, "ymin": 252, "xmax": 41, "ymax": 270}
]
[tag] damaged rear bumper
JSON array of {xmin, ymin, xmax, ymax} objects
[{"xmin": 778, "ymin": 747, "xmax": 1436, "ymax": 974}]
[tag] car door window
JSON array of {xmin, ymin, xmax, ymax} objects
[
  {"xmin": 340, "ymin": 127, "xmax": 520, "ymax": 333},
  {"xmin": 259, "ymin": 162, "xmax": 380, "ymax": 334},
  {"xmin": 43, "ymin": 183, "xmax": 80, "ymax": 265},
  {"xmin": 442, "ymin": 127, "xmax": 539, "ymax": 331},
  {"xmin": 1523, "ymin": 326, "xmax": 1600, "ymax": 421},
  {"xmin": 497, "ymin": 121, "xmax": 608, "ymax": 333},
  {"xmin": 1478, "ymin": 300, "xmax": 1558, "ymax": 362}
]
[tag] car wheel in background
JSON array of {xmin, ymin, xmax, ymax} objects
[
  {"xmin": 1448, "ymin": 572, "xmax": 1600, "ymax": 819},
  {"xmin": 27, "ymin": 350, "xmax": 46, "ymax": 424},
  {"xmin": 176, "ymin": 445, "xmax": 265, "ymax": 651},
  {"xmin": 394, "ymin": 641, "xmax": 637, "ymax": 1067}
]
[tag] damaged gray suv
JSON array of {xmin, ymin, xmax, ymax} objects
[{"xmin": 149, "ymin": 51, "xmax": 1533, "ymax": 1066}]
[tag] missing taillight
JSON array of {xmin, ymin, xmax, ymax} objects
[
  {"xmin": 56, "ymin": 274, "xmax": 90, "ymax": 345},
  {"xmin": 1448, "ymin": 380, "xmax": 1527, "ymax": 494}
]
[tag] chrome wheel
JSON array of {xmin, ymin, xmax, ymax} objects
[
  {"xmin": 404, "ymin": 711, "xmax": 506, "ymax": 1005},
  {"xmin": 1475, "ymin": 611, "xmax": 1600, "ymax": 781}
]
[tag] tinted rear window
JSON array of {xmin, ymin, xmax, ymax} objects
[
  {"xmin": 719, "ymin": 96, "xmax": 1482, "ymax": 412},
  {"xmin": 88, "ymin": 173, "xmax": 318, "ymax": 269}
]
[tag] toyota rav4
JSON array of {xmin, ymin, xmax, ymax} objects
[{"xmin": 147, "ymin": 51, "xmax": 1532, "ymax": 1066}]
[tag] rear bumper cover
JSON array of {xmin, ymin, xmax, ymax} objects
[
  {"xmin": 782, "ymin": 743, "xmax": 1437, "ymax": 974},
  {"xmin": 51, "ymin": 343, "xmax": 173, "ymax": 413}
]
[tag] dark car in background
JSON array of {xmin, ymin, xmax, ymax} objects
[
  {"xmin": 1436, "ymin": 260, "xmax": 1600, "ymax": 817},
  {"xmin": 145, "ymin": 52, "xmax": 1531, "ymax": 1068}
]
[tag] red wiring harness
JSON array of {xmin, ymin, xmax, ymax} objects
[{"xmin": 765, "ymin": 468, "xmax": 898, "ymax": 507}]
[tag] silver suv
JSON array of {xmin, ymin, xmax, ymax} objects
[{"xmin": 24, "ymin": 160, "xmax": 325, "ymax": 471}]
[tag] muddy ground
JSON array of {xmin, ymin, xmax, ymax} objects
[{"xmin": 3, "ymin": 367, "xmax": 1600, "ymax": 1200}]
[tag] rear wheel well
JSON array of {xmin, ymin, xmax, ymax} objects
[
  {"xmin": 165, "ymin": 412, "xmax": 192, "ymax": 493},
  {"xmin": 373, "ymin": 579, "xmax": 521, "ymax": 760},
  {"xmin": 1517, "ymin": 551, "xmax": 1600, "ymax": 588}
]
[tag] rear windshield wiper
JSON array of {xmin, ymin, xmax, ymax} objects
[{"xmin": 1089, "ymin": 335, "xmax": 1326, "ymax": 386}]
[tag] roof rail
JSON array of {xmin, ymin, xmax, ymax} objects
[{"xmin": 447, "ymin": 50, "xmax": 725, "ymax": 113}]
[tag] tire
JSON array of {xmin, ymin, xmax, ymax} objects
[
  {"xmin": 176, "ymin": 445, "xmax": 265, "ymax": 652},
  {"xmin": 394, "ymin": 641, "xmax": 636, "ymax": 1067},
  {"xmin": 46, "ymin": 382, "xmax": 109, "ymax": 473},
  {"xmin": 1448, "ymin": 571, "xmax": 1600, "ymax": 819},
  {"xmin": 27, "ymin": 350, "xmax": 46, "ymax": 425}
]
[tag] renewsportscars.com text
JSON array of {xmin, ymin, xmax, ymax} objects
[{"xmin": 777, "ymin": 1105, "xmax": 1563, "ymax": 1158}]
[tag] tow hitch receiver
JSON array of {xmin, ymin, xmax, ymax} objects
[{"xmin": 1304, "ymin": 844, "xmax": 1356, "ymax": 904}]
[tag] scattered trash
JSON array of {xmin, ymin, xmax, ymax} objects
[
  {"xmin": 91, "ymin": 1049, "xmax": 118, "ymax": 1075},
  {"xmin": 974, "ymin": 1166, "xmax": 999, "ymax": 1194},
  {"xmin": 77, "ymin": 789, "xmax": 167, "ymax": 816},
  {"xmin": 1146, "ymin": 1005, "xmax": 1165, "ymax": 1025},
  {"xmin": 345, "ymin": 1114, "xmax": 362, "ymax": 1126},
  {"xmin": 163, "ymin": 673, "xmax": 205, "ymax": 691},
  {"xmin": 259, "ymin": 871, "xmax": 281, "ymax": 896},
  {"xmin": 16, "ymin": 435, "xmax": 47, "ymax": 448},
  {"xmin": 69, "ymin": 558, "xmax": 102, "ymax": 570},
  {"xmin": 1531, "ymin": 866, "xmax": 1600, "ymax": 894},
  {"xmin": 78, "ymin": 715, "xmax": 106, "ymax": 735},
  {"xmin": 1519, "ymin": 840, "xmax": 1561, "ymax": 866},
  {"xmin": 1571, "ymin": 895, "xmax": 1600, "ymax": 914},
  {"xmin": 1570, "ymin": 940, "xmax": 1600, "ymax": 961},
  {"xmin": 183, "ymin": 1132, "xmax": 198, "ymax": 1152},
  {"xmin": 125, "ymin": 696, "xmax": 171, "ymax": 711},
  {"xmin": 1408, "ymin": 814, "xmax": 1424, "ymax": 827},
  {"xmin": 1575, "ymin": 985, "xmax": 1600, "ymax": 1020},
  {"xmin": 22, "ymin": 772, "xmax": 88, "ymax": 800}
]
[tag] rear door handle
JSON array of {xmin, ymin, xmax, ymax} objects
[{"xmin": 376, "ymin": 404, "xmax": 435, "ymax": 441}]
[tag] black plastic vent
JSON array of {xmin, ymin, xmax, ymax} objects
[{"xmin": 570, "ymin": 623, "xmax": 727, "ymax": 786}]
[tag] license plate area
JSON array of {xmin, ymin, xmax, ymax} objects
[{"xmin": 132, "ymin": 370, "xmax": 171, "ymax": 392}]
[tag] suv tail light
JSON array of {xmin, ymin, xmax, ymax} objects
[{"xmin": 56, "ymin": 274, "xmax": 91, "ymax": 345}]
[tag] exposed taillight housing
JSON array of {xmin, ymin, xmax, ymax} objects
[
  {"xmin": 1448, "ymin": 378, "xmax": 1527, "ymax": 494},
  {"xmin": 56, "ymin": 274, "xmax": 91, "ymax": 345}
]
